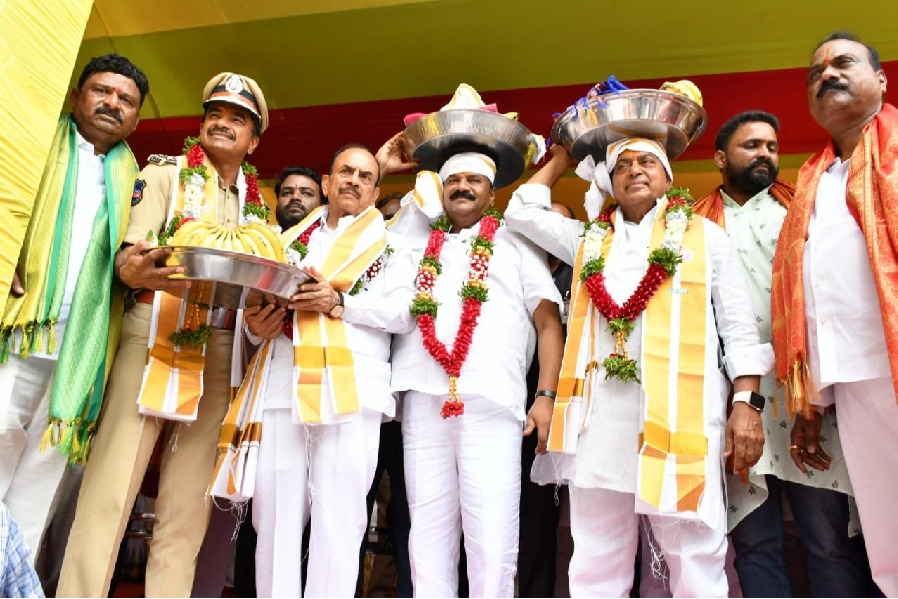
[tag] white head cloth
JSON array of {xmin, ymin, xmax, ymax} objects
[
  {"xmin": 438, "ymin": 152, "xmax": 497, "ymax": 184},
  {"xmin": 574, "ymin": 138, "xmax": 672, "ymax": 220}
]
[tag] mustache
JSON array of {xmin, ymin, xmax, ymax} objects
[
  {"xmin": 817, "ymin": 79, "xmax": 849, "ymax": 98},
  {"xmin": 449, "ymin": 189, "xmax": 477, "ymax": 201},
  {"xmin": 339, "ymin": 185, "xmax": 360, "ymax": 198},
  {"xmin": 284, "ymin": 200, "xmax": 307, "ymax": 212},
  {"xmin": 94, "ymin": 105, "xmax": 123, "ymax": 124},
  {"xmin": 207, "ymin": 126, "xmax": 235, "ymax": 139},
  {"xmin": 749, "ymin": 157, "xmax": 776, "ymax": 170}
]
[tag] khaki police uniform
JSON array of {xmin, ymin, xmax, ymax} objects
[{"xmin": 58, "ymin": 156, "xmax": 242, "ymax": 598}]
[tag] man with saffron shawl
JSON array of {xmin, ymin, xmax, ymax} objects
[
  {"xmin": 0, "ymin": 53, "xmax": 148, "ymax": 559},
  {"xmin": 771, "ymin": 31, "xmax": 898, "ymax": 595},
  {"xmin": 505, "ymin": 126, "xmax": 773, "ymax": 594},
  {"xmin": 58, "ymin": 72, "xmax": 270, "ymax": 598}
]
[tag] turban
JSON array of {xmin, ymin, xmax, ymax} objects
[
  {"xmin": 575, "ymin": 138, "xmax": 672, "ymax": 220},
  {"xmin": 438, "ymin": 152, "xmax": 497, "ymax": 184}
]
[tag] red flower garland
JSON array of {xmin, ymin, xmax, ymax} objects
[
  {"xmin": 583, "ymin": 265, "xmax": 670, "ymax": 323},
  {"xmin": 186, "ymin": 141, "xmax": 204, "ymax": 169},
  {"xmin": 579, "ymin": 194, "xmax": 692, "ymax": 382},
  {"xmin": 412, "ymin": 212, "xmax": 500, "ymax": 417},
  {"xmin": 283, "ymin": 220, "xmax": 322, "ymax": 340},
  {"xmin": 178, "ymin": 137, "xmax": 267, "ymax": 224}
]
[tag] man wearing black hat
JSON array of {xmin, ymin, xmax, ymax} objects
[{"xmin": 58, "ymin": 72, "xmax": 270, "ymax": 598}]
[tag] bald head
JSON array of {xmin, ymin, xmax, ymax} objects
[{"xmin": 550, "ymin": 202, "xmax": 575, "ymax": 219}]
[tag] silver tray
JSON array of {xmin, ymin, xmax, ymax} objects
[
  {"xmin": 551, "ymin": 89, "xmax": 707, "ymax": 161},
  {"xmin": 401, "ymin": 109, "xmax": 534, "ymax": 188},
  {"xmin": 161, "ymin": 246, "xmax": 313, "ymax": 310}
]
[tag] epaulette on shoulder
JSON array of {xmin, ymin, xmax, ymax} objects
[{"xmin": 146, "ymin": 154, "xmax": 178, "ymax": 166}]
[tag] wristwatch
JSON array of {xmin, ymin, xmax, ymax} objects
[
  {"xmin": 732, "ymin": 390, "xmax": 765, "ymax": 412},
  {"xmin": 328, "ymin": 291, "xmax": 345, "ymax": 318}
]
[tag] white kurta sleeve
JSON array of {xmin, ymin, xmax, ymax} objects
[
  {"xmin": 504, "ymin": 183, "xmax": 584, "ymax": 266},
  {"xmin": 510, "ymin": 231, "xmax": 563, "ymax": 316},
  {"xmin": 705, "ymin": 219, "xmax": 775, "ymax": 379},
  {"xmin": 243, "ymin": 324, "xmax": 266, "ymax": 347},
  {"xmin": 341, "ymin": 235, "xmax": 417, "ymax": 335}
]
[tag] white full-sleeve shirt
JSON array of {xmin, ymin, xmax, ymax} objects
[
  {"xmin": 803, "ymin": 158, "xmax": 891, "ymax": 402},
  {"xmin": 253, "ymin": 209, "xmax": 417, "ymax": 416},
  {"xmin": 20, "ymin": 132, "xmax": 106, "ymax": 360},
  {"xmin": 506, "ymin": 184, "xmax": 773, "ymax": 498},
  {"xmin": 391, "ymin": 224, "xmax": 562, "ymax": 421}
]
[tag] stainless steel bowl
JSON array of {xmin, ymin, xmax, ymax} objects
[
  {"xmin": 551, "ymin": 89, "xmax": 707, "ymax": 161},
  {"xmin": 162, "ymin": 246, "xmax": 313, "ymax": 310},
  {"xmin": 400, "ymin": 109, "xmax": 534, "ymax": 188}
]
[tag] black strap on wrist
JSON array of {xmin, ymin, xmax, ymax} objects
[{"xmin": 534, "ymin": 389, "xmax": 557, "ymax": 400}]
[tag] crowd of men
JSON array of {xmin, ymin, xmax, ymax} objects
[{"xmin": 0, "ymin": 29, "xmax": 895, "ymax": 599}]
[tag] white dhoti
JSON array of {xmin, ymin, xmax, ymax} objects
[
  {"xmin": 831, "ymin": 376, "xmax": 898, "ymax": 597},
  {"xmin": 402, "ymin": 391, "xmax": 522, "ymax": 598},
  {"xmin": 253, "ymin": 377, "xmax": 382, "ymax": 597},
  {"xmin": 569, "ymin": 485, "xmax": 728, "ymax": 598},
  {"xmin": 0, "ymin": 353, "xmax": 68, "ymax": 559}
]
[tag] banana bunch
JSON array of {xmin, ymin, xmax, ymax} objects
[
  {"xmin": 660, "ymin": 80, "xmax": 703, "ymax": 107},
  {"xmin": 170, "ymin": 220, "xmax": 286, "ymax": 263}
]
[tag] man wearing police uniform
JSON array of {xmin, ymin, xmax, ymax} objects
[{"xmin": 58, "ymin": 72, "xmax": 269, "ymax": 598}]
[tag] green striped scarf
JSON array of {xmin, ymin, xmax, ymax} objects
[{"xmin": 0, "ymin": 115, "xmax": 136, "ymax": 463}]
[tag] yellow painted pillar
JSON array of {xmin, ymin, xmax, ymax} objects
[{"xmin": 0, "ymin": 0, "xmax": 94, "ymax": 307}]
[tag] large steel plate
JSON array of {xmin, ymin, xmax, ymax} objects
[
  {"xmin": 401, "ymin": 109, "xmax": 534, "ymax": 188},
  {"xmin": 551, "ymin": 89, "xmax": 707, "ymax": 161},
  {"xmin": 161, "ymin": 246, "xmax": 312, "ymax": 309}
]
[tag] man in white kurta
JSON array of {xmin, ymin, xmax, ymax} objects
[
  {"xmin": 0, "ymin": 56, "xmax": 146, "ymax": 560},
  {"xmin": 241, "ymin": 146, "xmax": 416, "ymax": 598},
  {"xmin": 387, "ymin": 153, "xmax": 563, "ymax": 598},
  {"xmin": 505, "ymin": 140, "xmax": 773, "ymax": 598},
  {"xmin": 771, "ymin": 34, "xmax": 898, "ymax": 595}
]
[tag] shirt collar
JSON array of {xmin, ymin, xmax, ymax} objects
[
  {"xmin": 720, "ymin": 186, "xmax": 773, "ymax": 209},
  {"xmin": 322, "ymin": 206, "xmax": 368, "ymax": 233},
  {"xmin": 827, "ymin": 156, "xmax": 850, "ymax": 173},
  {"xmin": 616, "ymin": 197, "xmax": 663, "ymax": 226},
  {"xmin": 75, "ymin": 130, "xmax": 103, "ymax": 158},
  {"xmin": 447, "ymin": 218, "xmax": 483, "ymax": 239}
]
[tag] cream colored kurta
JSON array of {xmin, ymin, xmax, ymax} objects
[{"xmin": 720, "ymin": 188, "xmax": 856, "ymax": 532}]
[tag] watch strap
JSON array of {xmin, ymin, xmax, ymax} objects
[{"xmin": 732, "ymin": 390, "xmax": 765, "ymax": 412}]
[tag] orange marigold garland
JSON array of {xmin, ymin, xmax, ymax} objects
[{"xmin": 411, "ymin": 210, "xmax": 501, "ymax": 418}]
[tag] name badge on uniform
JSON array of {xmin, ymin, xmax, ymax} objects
[{"xmin": 132, "ymin": 179, "xmax": 146, "ymax": 206}]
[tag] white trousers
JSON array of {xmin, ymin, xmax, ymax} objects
[
  {"xmin": 0, "ymin": 354, "xmax": 68, "ymax": 560},
  {"xmin": 832, "ymin": 377, "xmax": 898, "ymax": 596},
  {"xmin": 403, "ymin": 391, "xmax": 521, "ymax": 598},
  {"xmin": 568, "ymin": 486, "xmax": 728, "ymax": 598},
  {"xmin": 253, "ymin": 406, "xmax": 382, "ymax": 598}
]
